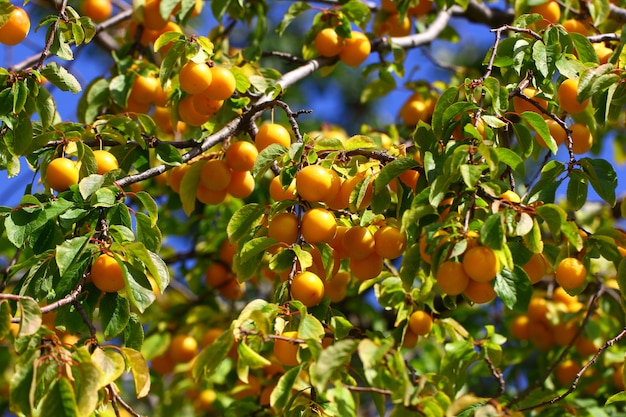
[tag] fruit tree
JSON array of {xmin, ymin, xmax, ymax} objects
[{"xmin": 1, "ymin": 0, "xmax": 626, "ymax": 415}]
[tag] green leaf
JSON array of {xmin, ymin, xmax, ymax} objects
[
  {"xmin": 606, "ymin": 391, "xmax": 626, "ymax": 406},
  {"xmin": 570, "ymin": 33, "xmax": 597, "ymax": 64},
  {"xmin": 35, "ymin": 87, "xmax": 57, "ymax": 129},
  {"xmin": 135, "ymin": 212, "xmax": 162, "ymax": 253},
  {"xmin": 124, "ymin": 313, "xmax": 144, "ymax": 351},
  {"xmin": 340, "ymin": 0, "xmax": 372, "ymax": 26},
  {"xmin": 36, "ymin": 378, "xmax": 78, "ymax": 417},
  {"xmin": 55, "ymin": 236, "xmax": 89, "ymax": 277},
  {"xmin": 154, "ymin": 31, "xmax": 183, "ymax": 52},
  {"xmin": 579, "ymin": 157, "xmax": 617, "ymax": 206},
  {"xmin": 179, "ymin": 160, "xmax": 203, "ymax": 216},
  {"xmin": 227, "ymin": 203, "xmax": 265, "ymax": 243},
  {"xmin": 481, "ymin": 212, "xmax": 504, "ymax": 250},
  {"xmin": 521, "ymin": 112, "xmax": 555, "ymax": 154},
  {"xmin": 270, "ymin": 365, "xmax": 302, "ymax": 411},
  {"xmin": 432, "ymin": 86, "xmax": 459, "ymax": 136},
  {"xmin": 310, "ymin": 339, "xmax": 359, "ymax": 393},
  {"xmin": 252, "ymin": 143, "xmax": 289, "ymax": 177},
  {"xmin": 120, "ymin": 259, "xmax": 155, "ymax": 313},
  {"xmin": 566, "ymin": 169, "xmax": 588, "ymax": 211},
  {"xmin": 374, "ymin": 157, "xmax": 418, "ymax": 193},
  {"xmin": 99, "ymin": 293, "xmax": 130, "ymax": 340},
  {"xmin": 41, "ymin": 63, "xmax": 81, "ymax": 93},
  {"xmin": 134, "ymin": 191, "xmax": 159, "ymax": 228},
  {"xmin": 276, "ymin": 2, "xmax": 311, "ymax": 36},
  {"xmin": 120, "ymin": 347, "xmax": 151, "ymax": 398},
  {"xmin": 535, "ymin": 203, "xmax": 567, "ymax": 238},
  {"xmin": 91, "ymin": 347, "xmax": 125, "ymax": 388},
  {"xmin": 193, "ymin": 328, "xmax": 234, "ymax": 379},
  {"xmin": 238, "ymin": 342, "xmax": 271, "ymax": 369},
  {"xmin": 528, "ymin": 160, "xmax": 565, "ymax": 202},
  {"xmin": 494, "ymin": 266, "xmax": 532, "ymax": 311},
  {"xmin": 0, "ymin": 301, "xmax": 10, "ymax": 341},
  {"xmin": 72, "ymin": 347, "xmax": 101, "ymax": 416},
  {"xmin": 17, "ymin": 297, "xmax": 42, "ymax": 337},
  {"xmin": 495, "ymin": 147, "xmax": 525, "ymax": 177},
  {"xmin": 298, "ymin": 314, "xmax": 325, "ymax": 341}
]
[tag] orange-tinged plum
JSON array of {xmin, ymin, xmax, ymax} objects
[
  {"xmin": 314, "ymin": 27, "xmax": 344, "ymax": 57},
  {"xmin": 0, "ymin": 6, "xmax": 30, "ymax": 45},
  {"xmin": 46, "ymin": 158, "xmax": 79, "ymax": 192},
  {"xmin": 374, "ymin": 225, "xmax": 407, "ymax": 259},
  {"xmin": 82, "ymin": 0, "xmax": 113, "ymax": 22},
  {"xmin": 339, "ymin": 31, "xmax": 371, "ymax": 67},
  {"xmin": 200, "ymin": 159, "xmax": 232, "ymax": 191},
  {"xmin": 270, "ymin": 175, "xmax": 297, "ymax": 201},
  {"xmin": 555, "ymin": 257, "xmax": 587, "ymax": 290},
  {"xmin": 301, "ymin": 208, "xmax": 337, "ymax": 244},
  {"xmin": 225, "ymin": 141, "xmax": 258, "ymax": 172},
  {"xmin": 342, "ymin": 226, "xmax": 375, "ymax": 260},
  {"xmin": 203, "ymin": 66, "xmax": 236, "ymax": 100},
  {"xmin": 179, "ymin": 61, "xmax": 213, "ymax": 94},
  {"xmin": 228, "ymin": 170, "xmax": 255, "ymax": 199},
  {"xmin": 436, "ymin": 261, "xmax": 469, "ymax": 296},
  {"xmin": 273, "ymin": 331, "xmax": 300, "ymax": 366},
  {"xmin": 463, "ymin": 278, "xmax": 497, "ymax": 304},
  {"xmin": 291, "ymin": 271, "xmax": 324, "ymax": 307},
  {"xmin": 349, "ymin": 252, "xmax": 384, "ymax": 281},
  {"xmin": 268, "ymin": 212, "xmax": 298, "ymax": 245},
  {"xmin": 557, "ymin": 78, "xmax": 588, "ymax": 114},
  {"xmin": 168, "ymin": 334, "xmax": 198, "ymax": 363},
  {"xmin": 93, "ymin": 150, "xmax": 119, "ymax": 174},
  {"xmin": 255, "ymin": 123, "xmax": 291, "ymax": 151},
  {"xmin": 408, "ymin": 311, "xmax": 432, "ymax": 336},
  {"xmin": 91, "ymin": 253, "xmax": 125, "ymax": 293},
  {"xmin": 295, "ymin": 165, "xmax": 335, "ymax": 202},
  {"xmin": 462, "ymin": 246, "xmax": 500, "ymax": 282}
]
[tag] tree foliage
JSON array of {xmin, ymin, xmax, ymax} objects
[{"xmin": 0, "ymin": 0, "xmax": 626, "ymax": 415}]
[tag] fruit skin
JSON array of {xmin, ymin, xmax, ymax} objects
[
  {"xmin": 342, "ymin": 226, "xmax": 375, "ymax": 260},
  {"xmin": 225, "ymin": 141, "xmax": 258, "ymax": 172},
  {"xmin": 200, "ymin": 159, "xmax": 232, "ymax": 191},
  {"xmin": 142, "ymin": 0, "xmax": 168, "ymax": 30},
  {"xmin": 82, "ymin": 0, "xmax": 113, "ymax": 22},
  {"xmin": 295, "ymin": 165, "xmax": 335, "ymax": 202},
  {"xmin": 168, "ymin": 164, "xmax": 190, "ymax": 193},
  {"xmin": 203, "ymin": 66, "xmax": 237, "ymax": 100},
  {"xmin": 463, "ymin": 278, "xmax": 497, "ymax": 304},
  {"xmin": 273, "ymin": 331, "xmax": 300, "ymax": 366},
  {"xmin": 178, "ymin": 95, "xmax": 211, "ymax": 127},
  {"xmin": 522, "ymin": 253, "xmax": 547, "ymax": 284},
  {"xmin": 168, "ymin": 334, "xmax": 198, "ymax": 363},
  {"xmin": 315, "ymin": 27, "xmax": 344, "ymax": 57},
  {"xmin": 349, "ymin": 252, "xmax": 383, "ymax": 281},
  {"xmin": 267, "ymin": 212, "xmax": 298, "ymax": 244},
  {"xmin": 530, "ymin": 0, "xmax": 561, "ymax": 25},
  {"xmin": 0, "ymin": 6, "xmax": 30, "ymax": 46},
  {"xmin": 513, "ymin": 88, "xmax": 548, "ymax": 115},
  {"xmin": 255, "ymin": 123, "xmax": 291, "ymax": 151},
  {"xmin": 339, "ymin": 31, "xmax": 371, "ymax": 67},
  {"xmin": 269, "ymin": 175, "xmax": 297, "ymax": 201},
  {"xmin": 557, "ymin": 78, "xmax": 588, "ymax": 114},
  {"xmin": 228, "ymin": 170, "xmax": 255, "ymax": 199},
  {"xmin": 462, "ymin": 246, "xmax": 500, "ymax": 282},
  {"xmin": 408, "ymin": 311, "xmax": 433, "ymax": 336},
  {"xmin": 301, "ymin": 208, "xmax": 337, "ymax": 244},
  {"xmin": 46, "ymin": 158, "xmax": 80, "ymax": 192},
  {"xmin": 555, "ymin": 257, "xmax": 587, "ymax": 290},
  {"xmin": 374, "ymin": 225, "xmax": 407, "ymax": 259},
  {"xmin": 205, "ymin": 262, "xmax": 231, "ymax": 288},
  {"xmin": 536, "ymin": 119, "xmax": 566, "ymax": 149},
  {"xmin": 291, "ymin": 271, "xmax": 325, "ymax": 307},
  {"xmin": 179, "ymin": 61, "xmax": 213, "ymax": 95},
  {"xmin": 93, "ymin": 150, "xmax": 119, "ymax": 175},
  {"xmin": 436, "ymin": 261, "xmax": 469, "ymax": 296},
  {"xmin": 91, "ymin": 253, "xmax": 126, "ymax": 293},
  {"xmin": 570, "ymin": 123, "xmax": 593, "ymax": 154}
]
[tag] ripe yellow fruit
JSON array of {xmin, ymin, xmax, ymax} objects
[
  {"xmin": 178, "ymin": 95, "xmax": 211, "ymax": 127},
  {"xmin": 203, "ymin": 66, "xmax": 237, "ymax": 100},
  {"xmin": 255, "ymin": 123, "xmax": 291, "ymax": 151},
  {"xmin": 374, "ymin": 225, "xmax": 407, "ymax": 259},
  {"xmin": 151, "ymin": 354, "xmax": 175, "ymax": 375},
  {"xmin": 82, "ymin": 0, "xmax": 113, "ymax": 22},
  {"xmin": 513, "ymin": 88, "xmax": 548, "ymax": 115},
  {"xmin": 205, "ymin": 262, "xmax": 231, "ymax": 288},
  {"xmin": 529, "ymin": 321, "xmax": 553, "ymax": 350},
  {"xmin": 530, "ymin": 0, "xmax": 561, "ymax": 25},
  {"xmin": 197, "ymin": 182, "xmax": 228, "ymax": 205},
  {"xmin": 219, "ymin": 278, "xmax": 245, "ymax": 300},
  {"xmin": 291, "ymin": 271, "xmax": 325, "ymax": 307},
  {"xmin": 349, "ymin": 252, "xmax": 384, "ymax": 281},
  {"xmin": 168, "ymin": 334, "xmax": 198, "ymax": 363},
  {"xmin": 557, "ymin": 78, "xmax": 588, "ymax": 114},
  {"xmin": 436, "ymin": 261, "xmax": 470, "ymax": 296},
  {"xmin": 325, "ymin": 271, "xmax": 350, "ymax": 303},
  {"xmin": 463, "ymin": 278, "xmax": 497, "ymax": 304},
  {"xmin": 337, "ymin": 173, "xmax": 372, "ymax": 209},
  {"xmin": 522, "ymin": 253, "xmax": 548, "ymax": 284},
  {"xmin": 536, "ymin": 119, "xmax": 567, "ymax": 149},
  {"xmin": 570, "ymin": 123, "xmax": 593, "ymax": 154},
  {"xmin": 409, "ymin": 0, "xmax": 433, "ymax": 15},
  {"xmin": 593, "ymin": 42, "xmax": 613, "ymax": 64},
  {"xmin": 555, "ymin": 257, "xmax": 587, "ymax": 290},
  {"xmin": 130, "ymin": 74, "xmax": 159, "ymax": 105},
  {"xmin": 553, "ymin": 320, "xmax": 578, "ymax": 346},
  {"xmin": 295, "ymin": 165, "xmax": 335, "ymax": 202},
  {"xmin": 93, "ymin": 150, "xmax": 119, "ymax": 174},
  {"xmin": 269, "ymin": 175, "xmax": 297, "ymax": 201},
  {"xmin": 0, "ymin": 6, "xmax": 30, "ymax": 46},
  {"xmin": 191, "ymin": 94, "xmax": 223, "ymax": 115},
  {"xmin": 91, "ymin": 253, "xmax": 125, "ymax": 293},
  {"xmin": 315, "ymin": 27, "xmax": 344, "ymax": 57},
  {"xmin": 556, "ymin": 359, "xmax": 579, "ymax": 386},
  {"xmin": 561, "ymin": 18, "xmax": 589, "ymax": 35},
  {"xmin": 200, "ymin": 159, "xmax": 232, "ymax": 191},
  {"xmin": 228, "ymin": 170, "xmax": 255, "ymax": 199},
  {"xmin": 46, "ymin": 157, "xmax": 80, "ymax": 192},
  {"xmin": 510, "ymin": 314, "xmax": 531, "ymax": 340},
  {"xmin": 408, "ymin": 311, "xmax": 432, "ymax": 336},
  {"xmin": 179, "ymin": 61, "xmax": 213, "ymax": 94},
  {"xmin": 301, "ymin": 208, "xmax": 337, "ymax": 244},
  {"xmin": 142, "ymin": 0, "xmax": 168, "ymax": 30},
  {"xmin": 462, "ymin": 246, "xmax": 500, "ymax": 282},
  {"xmin": 499, "ymin": 190, "xmax": 521, "ymax": 204},
  {"xmin": 168, "ymin": 164, "xmax": 190, "ymax": 193},
  {"xmin": 342, "ymin": 226, "xmax": 375, "ymax": 260},
  {"xmin": 268, "ymin": 212, "xmax": 299, "ymax": 244},
  {"xmin": 339, "ymin": 31, "xmax": 371, "ymax": 67},
  {"xmin": 273, "ymin": 331, "xmax": 300, "ymax": 366},
  {"xmin": 400, "ymin": 94, "xmax": 434, "ymax": 126},
  {"xmin": 527, "ymin": 296, "xmax": 549, "ymax": 323},
  {"xmin": 225, "ymin": 141, "xmax": 258, "ymax": 172}
]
